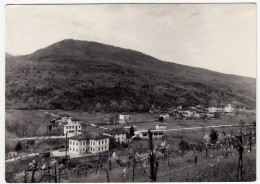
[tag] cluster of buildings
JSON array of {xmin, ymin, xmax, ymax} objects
[
  {"xmin": 169, "ymin": 104, "xmax": 235, "ymax": 120},
  {"xmin": 104, "ymin": 114, "xmax": 130, "ymax": 125},
  {"xmin": 47, "ymin": 114, "xmax": 137, "ymax": 156}
]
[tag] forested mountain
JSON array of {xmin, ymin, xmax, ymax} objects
[{"xmin": 5, "ymin": 39, "xmax": 256, "ymax": 112}]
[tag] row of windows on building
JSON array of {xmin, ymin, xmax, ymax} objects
[
  {"xmin": 70, "ymin": 140, "xmax": 87, "ymax": 146},
  {"xmin": 90, "ymin": 139, "xmax": 108, "ymax": 146},
  {"xmin": 68, "ymin": 130, "xmax": 81, "ymax": 133},
  {"xmin": 90, "ymin": 146, "xmax": 107, "ymax": 152},
  {"xmin": 66, "ymin": 126, "xmax": 81, "ymax": 129},
  {"xmin": 70, "ymin": 147, "xmax": 86, "ymax": 152},
  {"xmin": 69, "ymin": 146, "xmax": 108, "ymax": 153}
]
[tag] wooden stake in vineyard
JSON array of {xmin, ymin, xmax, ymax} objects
[{"xmin": 148, "ymin": 129, "xmax": 156, "ymax": 182}]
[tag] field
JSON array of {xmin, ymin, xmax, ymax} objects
[
  {"xmin": 5, "ymin": 109, "xmax": 255, "ymax": 138},
  {"xmin": 5, "ymin": 109, "xmax": 256, "ymax": 182}
]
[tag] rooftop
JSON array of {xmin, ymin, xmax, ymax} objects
[
  {"xmin": 59, "ymin": 114, "xmax": 72, "ymax": 117},
  {"xmin": 156, "ymin": 124, "xmax": 166, "ymax": 127},
  {"xmin": 70, "ymin": 133, "xmax": 110, "ymax": 141}
]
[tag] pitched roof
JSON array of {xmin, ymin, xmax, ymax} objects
[
  {"xmin": 156, "ymin": 124, "xmax": 166, "ymax": 127},
  {"xmin": 71, "ymin": 118, "xmax": 81, "ymax": 121},
  {"xmin": 59, "ymin": 114, "xmax": 71, "ymax": 117},
  {"xmin": 70, "ymin": 133, "xmax": 110, "ymax": 141}
]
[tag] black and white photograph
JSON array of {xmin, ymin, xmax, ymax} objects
[{"xmin": 4, "ymin": 3, "xmax": 257, "ymax": 183}]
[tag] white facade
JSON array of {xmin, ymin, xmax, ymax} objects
[
  {"xmin": 89, "ymin": 138, "xmax": 109, "ymax": 154},
  {"xmin": 224, "ymin": 104, "xmax": 234, "ymax": 113},
  {"xmin": 139, "ymin": 131, "xmax": 163, "ymax": 139},
  {"xmin": 69, "ymin": 139, "xmax": 88, "ymax": 154},
  {"xmin": 64, "ymin": 119, "xmax": 82, "ymax": 137},
  {"xmin": 155, "ymin": 124, "xmax": 166, "ymax": 130},
  {"xmin": 69, "ymin": 137, "xmax": 109, "ymax": 155},
  {"xmin": 119, "ymin": 115, "xmax": 130, "ymax": 124},
  {"xmin": 114, "ymin": 133, "xmax": 127, "ymax": 143},
  {"xmin": 159, "ymin": 114, "xmax": 170, "ymax": 119}
]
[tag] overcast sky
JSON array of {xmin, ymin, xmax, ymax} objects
[{"xmin": 5, "ymin": 4, "xmax": 256, "ymax": 78}]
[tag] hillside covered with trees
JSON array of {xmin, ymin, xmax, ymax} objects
[{"xmin": 5, "ymin": 39, "xmax": 256, "ymax": 112}]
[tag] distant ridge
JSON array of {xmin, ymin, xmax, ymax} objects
[{"xmin": 5, "ymin": 39, "xmax": 256, "ymax": 111}]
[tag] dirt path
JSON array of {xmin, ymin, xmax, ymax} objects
[{"xmin": 165, "ymin": 123, "xmax": 252, "ymax": 132}]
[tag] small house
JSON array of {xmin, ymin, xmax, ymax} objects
[
  {"xmin": 59, "ymin": 114, "xmax": 72, "ymax": 123},
  {"xmin": 159, "ymin": 114, "xmax": 170, "ymax": 119},
  {"xmin": 104, "ymin": 128, "xmax": 127, "ymax": 143},
  {"xmin": 138, "ymin": 130, "xmax": 164, "ymax": 140},
  {"xmin": 155, "ymin": 124, "xmax": 166, "ymax": 130},
  {"xmin": 119, "ymin": 115, "xmax": 130, "ymax": 124},
  {"xmin": 224, "ymin": 104, "xmax": 234, "ymax": 113}
]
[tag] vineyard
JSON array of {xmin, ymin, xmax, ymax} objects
[{"xmin": 6, "ymin": 123, "xmax": 256, "ymax": 183}]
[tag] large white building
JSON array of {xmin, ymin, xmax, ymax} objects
[
  {"xmin": 69, "ymin": 133, "xmax": 110, "ymax": 155},
  {"xmin": 64, "ymin": 118, "xmax": 82, "ymax": 137}
]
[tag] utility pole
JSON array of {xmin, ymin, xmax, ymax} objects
[
  {"xmin": 148, "ymin": 130, "xmax": 156, "ymax": 182},
  {"xmin": 132, "ymin": 150, "xmax": 135, "ymax": 182},
  {"xmin": 65, "ymin": 132, "xmax": 68, "ymax": 160}
]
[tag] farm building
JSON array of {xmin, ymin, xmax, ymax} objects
[
  {"xmin": 119, "ymin": 114, "xmax": 130, "ymax": 124},
  {"xmin": 59, "ymin": 114, "xmax": 72, "ymax": 123},
  {"xmin": 64, "ymin": 118, "xmax": 82, "ymax": 137},
  {"xmin": 224, "ymin": 104, "xmax": 234, "ymax": 113},
  {"xmin": 104, "ymin": 115, "xmax": 119, "ymax": 124},
  {"xmin": 159, "ymin": 114, "xmax": 170, "ymax": 119},
  {"xmin": 69, "ymin": 133, "xmax": 110, "ymax": 155},
  {"xmin": 137, "ymin": 130, "xmax": 164, "ymax": 140},
  {"xmin": 155, "ymin": 124, "xmax": 166, "ymax": 130},
  {"xmin": 104, "ymin": 127, "xmax": 127, "ymax": 143}
]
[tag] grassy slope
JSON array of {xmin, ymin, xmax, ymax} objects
[
  {"xmin": 5, "ymin": 39, "xmax": 256, "ymax": 111},
  {"xmin": 68, "ymin": 147, "xmax": 256, "ymax": 182}
]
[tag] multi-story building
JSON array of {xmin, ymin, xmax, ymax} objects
[
  {"xmin": 68, "ymin": 133, "xmax": 110, "ymax": 155},
  {"xmin": 64, "ymin": 118, "xmax": 82, "ymax": 137}
]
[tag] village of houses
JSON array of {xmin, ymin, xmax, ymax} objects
[{"xmin": 6, "ymin": 103, "xmax": 249, "ymax": 162}]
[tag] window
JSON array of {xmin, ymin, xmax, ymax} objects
[
  {"xmin": 73, "ymin": 141, "xmax": 75, "ymax": 145},
  {"xmin": 80, "ymin": 142, "xmax": 82, "ymax": 146},
  {"xmin": 99, "ymin": 141, "xmax": 100, "ymax": 145},
  {"xmin": 99, "ymin": 148, "xmax": 100, "ymax": 151},
  {"xmin": 76, "ymin": 149, "xmax": 78, "ymax": 152},
  {"xmin": 93, "ymin": 142, "xmax": 95, "ymax": 145},
  {"xmin": 102, "ymin": 140, "xmax": 103, "ymax": 144},
  {"xmin": 70, "ymin": 148, "xmax": 71, "ymax": 150},
  {"xmin": 73, "ymin": 148, "xmax": 75, "ymax": 151},
  {"xmin": 67, "ymin": 127, "xmax": 68, "ymax": 129},
  {"xmin": 102, "ymin": 147, "xmax": 103, "ymax": 150},
  {"xmin": 105, "ymin": 146, "xmax": 106, "ymax": 149}
]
